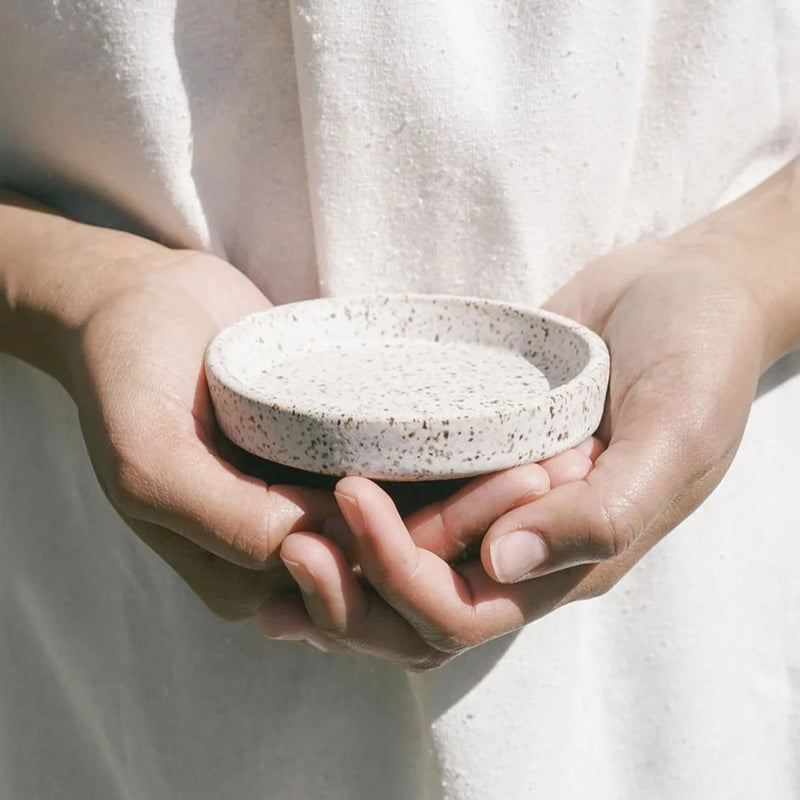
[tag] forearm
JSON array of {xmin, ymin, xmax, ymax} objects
[
  {"xmin": 675, "ymin": 156, "xmax": 800, "ymax": 369},
  {"xmin": 0, "ymin": 190, "xmax": 178, "ymax": 391}
]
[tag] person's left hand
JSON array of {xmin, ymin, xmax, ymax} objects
[
  {"xmin": 257, "ymin": 159, "xmax": 800, "ymax": 669},
  {"xmin": 257, "ymin": 440, "xmax": 602, "ymax": 668}
]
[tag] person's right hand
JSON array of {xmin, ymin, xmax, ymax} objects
[
  {"xmin": 64, "ymin": 247, "xmax": 350, "ymax": 619},
  {"xmin": 0, "ymin": 193, "xmax": 354, "ymax": 619}
]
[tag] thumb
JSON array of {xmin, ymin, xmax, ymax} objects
[{"xmin": 480, "ymin": 399, "xmax": 738, "ymax": 584}]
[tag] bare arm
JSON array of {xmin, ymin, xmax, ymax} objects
[
  {"xmin": 0, "ymin": 190, "xmax": 340, "ymax": 617},
  {"xmin": 259, "ymin": 157, "xmax": 800, "ymax": 668},
  {"xmin": 1, "ymin": 189, "xmax": 584, "ymax": 628}
]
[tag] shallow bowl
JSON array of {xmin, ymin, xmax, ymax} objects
[{"xmin": 205, "ymin": 294, "xmax": 609, "ymax": 480}]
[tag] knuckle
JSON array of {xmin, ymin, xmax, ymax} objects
[
  {"xmin": 407, "ymin": 651, "xmax": 455, "ymax": 672},
  {"xmin": 311, "ymin": 600, "xmax": 371, "ymax": 643},
  {"xmin": 591, "ymin": 493, "xmax": 641, "ymax": 560},
  {"xmin": 223, "ymin": 516, "xmax": 275, "ymax": 565},
  {"xmin": 229, "ymin": 493, "xmax": 301, "ymax": 565},
  {"xmin": 419, "ymin": 604, "xmax": 484, "ymax": 655},
  {"xmin": 427, "ymin": 624, "xmax": 475, "ymax": 655},
  {"xmin": 315, "ymin": 618, "xmax": 352, "ymax": 640},
  {"xmin": 205, "ymin": 486, "xmax": 281, "ymax": 567}
]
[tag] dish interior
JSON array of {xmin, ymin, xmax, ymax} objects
[{"xmin": 220, "ymin": 295, "xmax": 591, "ymax": 422}]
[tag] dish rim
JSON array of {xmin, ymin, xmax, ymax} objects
[{"xmin": 205, "ymin": 292, "xmax": 609, "ymax": 428}]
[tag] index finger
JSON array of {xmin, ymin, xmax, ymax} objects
[
  {"xmin": 334, "ymin": 477, "xmax": 591, "ymax": 652},
  {"xmin": 104, "ymin": 424, "xmax": 340, "ymax": 570}
]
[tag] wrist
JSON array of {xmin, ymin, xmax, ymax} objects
[
  {"xmin": 0, "ymin": 191, "xmax": 181, "ymax": 393},
  {"xmin": 672, "ymin": 157, "xmax": 800, "ymax": 371}
]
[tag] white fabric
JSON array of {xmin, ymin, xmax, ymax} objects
[{"xmin": 1, "ymin": 1, "xmax": 800, "ymax": 798}]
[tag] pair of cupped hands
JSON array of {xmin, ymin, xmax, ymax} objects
[{"xmin": 64, "ymin": 167, "xmax": 795, "ymax": 671}]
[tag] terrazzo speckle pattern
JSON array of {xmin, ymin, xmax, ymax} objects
[{"xmin": 205, "ymin": 294, "xmax": 609, "ymax": 480}]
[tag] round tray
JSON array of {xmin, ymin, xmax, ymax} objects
[{"xmin": 205, "ymin": 294, "xmax": 609, "ymax": 480}]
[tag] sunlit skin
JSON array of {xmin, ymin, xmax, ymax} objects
[
  {"xmin": 259, "ymin": 159, "xmax": 800, "ymax": 668},
  {"xmin": 0, "ymin": 192, "xmax": 594, "ymax": 622},
  {"xmin": 1, "ymin": 159, "xmax": 799, "ymax": 669}
]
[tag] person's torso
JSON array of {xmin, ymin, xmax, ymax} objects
[{"xmin": 1, "ymin": 0, "xmax": 798, "ymax": 305}]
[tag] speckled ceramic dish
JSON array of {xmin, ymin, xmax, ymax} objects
[{"xmin": 205, "ymin": 294, "xmax": 609, "ymax": 480}]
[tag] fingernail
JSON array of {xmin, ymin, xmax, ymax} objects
[
  {"xmin": 489, "ymin": 530, "xmax": 548, "ymax": 583},
  {"xmin": 334, "ymin": 490, "xmax": 358, "ymax": 509},
  {"xmin": 281, "ymin": 557, "xmax": 316, "ymax": 595},
  {"xmin": 334, "ymin": 490, "xmax": 363, "ymax": 533}
]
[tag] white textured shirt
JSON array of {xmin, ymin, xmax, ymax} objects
[{"xmin": 1, "ymin": 2, "xmax": 799, "ymax": 798}]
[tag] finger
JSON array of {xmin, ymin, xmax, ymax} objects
[
  {"xmin": 128, "ymin": 517, "xmax": 290, "ymax": 621},
  {"xmin": 104, "ymin": 421, "xmax": 340, "ymax": 569},
  {"xmin": 481, "ymin": 399, "xmax": 733, "ymax": 584},
  {"xmin": 256, "ymin": 593, "xmax": 347, "ymax": 653},
  {"xmin": 539, "ymin": 445, "xmax": 594, "ymax": 488},
  {"xmin": 404, "ymin": 462, "xmax": 550, "ymax": 561},
  {"xmin": 575, "ymin": 435, "xmax": 605, "ymax": 462},
  {"xmin": 281, "ymin": 533, "xmax": 368, "ymax": 632},
  {"xmin": 455, "ymin": 558, "xmax": 595, "ymax": 633},
  {"xmin": 335, "ymin": 477, "xmax": 497, "ymax": 653},
  {"xmin": 334, "ymin": 477, "xmax": 602, "ymax": 652},
  {"xmin": 278, "ymin": 533, "xmax": 447, "ymax": 669}
]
